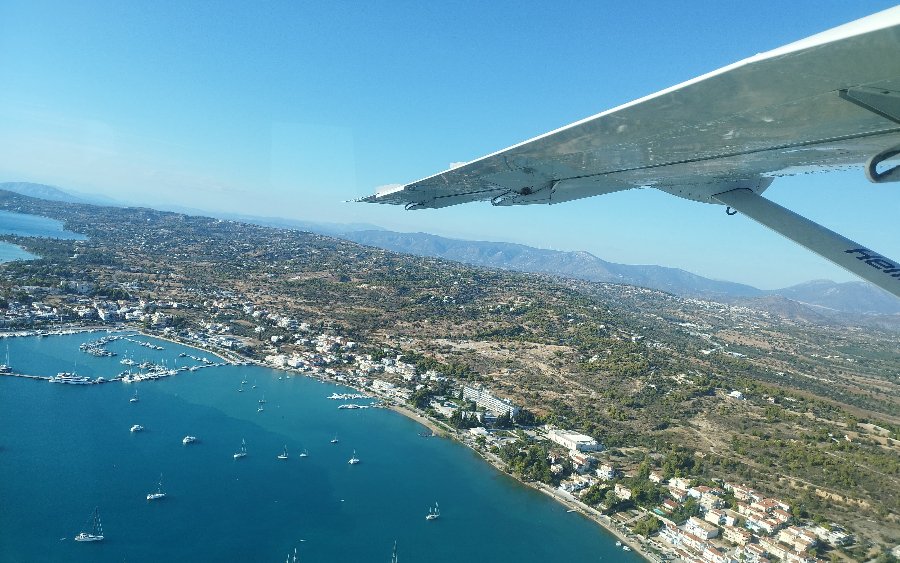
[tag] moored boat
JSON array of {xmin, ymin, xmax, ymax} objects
[
  {"xmin": 74, "ymin": 507, "xmax": 104, "ymax": 542},
  {"xmin": 146, "ymin": 474, "xmax": 166, "ymax": 501},
  {"xmin": 426, "ymin": 502, "xmax": 440, "ymax": 520}
]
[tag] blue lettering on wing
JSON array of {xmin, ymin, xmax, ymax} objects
[{"xmin": 845, "ymin": 248, "xmax": 900, "ymax": 279}]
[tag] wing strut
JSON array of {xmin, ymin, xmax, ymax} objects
[{"xmin": 712, "ymin": 189, "xmax": 900, "ymax": 298}]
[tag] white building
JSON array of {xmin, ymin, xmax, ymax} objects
[
  {"xmin": 462, "ymin": 386, "xmax": 520, "ymax": 417},
  {"xmin": 545, "ymin": 427, "xmax": 603, "ymax": 452}
]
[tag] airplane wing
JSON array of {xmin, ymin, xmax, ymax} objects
[{"xmin": 361, "ymin": 7, "xmax": 900, "ymax": 298}]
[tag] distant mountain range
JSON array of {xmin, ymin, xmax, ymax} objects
[
  {"xmin": 2, "ymin": 181, "xmax": 899, "ymax": 317},
  {"xmin": 341, "ymin": 230, "xmax": 900, "ymax": 317},
  {"xmin": 0, "ymin": 182, "xmax": 103, "ymax": 205}
]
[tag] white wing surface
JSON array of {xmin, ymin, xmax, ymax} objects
[
  {"xmin": 361, "ymin": 7, "xmax": 900, "ymax": 298},
  {"xmin": 364, "ymin": 7, "xmax": 900, "ymax": 209}
]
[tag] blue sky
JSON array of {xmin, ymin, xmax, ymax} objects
[{"xmin": 1, "ymin": 1, "xmax": 898, "ymax": 289}]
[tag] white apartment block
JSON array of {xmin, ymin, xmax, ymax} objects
[{"xmin": 462, "ymin": 386, "xmax": 520, "ymax": 417}]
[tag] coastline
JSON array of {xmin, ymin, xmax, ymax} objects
[
  {"xmin": 144, "ymin": 329, "xmax": 665, "ymax": 562},
  {"xmin": 3, "ymin": 323, "xmax": 663, "ymax": 561},
  {"xmin": 381, "ymin": 402, "xmax": 663, "ymax": 562}
]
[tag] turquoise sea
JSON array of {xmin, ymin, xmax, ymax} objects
[{"xmin": 0, "ymin": 331, "xmax": 642, "ymax": 562}]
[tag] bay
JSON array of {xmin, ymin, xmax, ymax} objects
[
  {"xmin": 0, "ymin": 209, "xmax": 85, "ymax": 264},
  {"xmin": 0, "ymin": 331, "xmax": 641, "ymax": 562}
]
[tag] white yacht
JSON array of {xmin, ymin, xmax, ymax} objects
[
  {"xmin": 74, "ymin": 507, "xmax": 104, "ymax": 542},
  {"xmin": 182, "ymin": 435, "xmax": 197, "ymax": 445},
  {"xmin": 130, "ymin": 424, "xmax": 144, "ymax": 433},
  {"xmin": 425, "ymin": 502, "xmax": 440, "ymax": 520},
  {"xmin": 623, "ymin": 546, "xmax": 632, "ymax": 552},
  {"xmin": 50, "ymin": 373, "xmax": 93, "ymax": 385},
  {"xmin": 277, "ymin": 445, "xmax": 289, "ymax": 460},
  {"xmin": 233, "ymin": 439, "xmax": 247, "ymax": 459},
  {"xmin": 348, "ymin": 450, "xmax": 360, "ymax": 465},
  {"xmin": 146, "ymin": 474, "xmax": 166, "ymax": 501}
]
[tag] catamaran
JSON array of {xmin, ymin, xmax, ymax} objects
[
  {"xmin": 146, "ymin": 474, "xmax": 166, "ymax": 501},
  {"xmin": 74, "ymin": 507, "xmax": 104, "ymax": 542},
  {"xmin": 425, "ymin": 502, "xmax": 440, "ymax": 520},
  {"xmin": 277, "ymin": 445, "xmax": 289, "ymax": 460},
  {"xmin": 233, "ymin": 438, "xmax": 247, "ymax": 459}
]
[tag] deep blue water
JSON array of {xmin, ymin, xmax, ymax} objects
[
  {"xmin": 0, "ymin": 210, "xmax": 85, "ymax": 263},
  {"xmin": 0, "ymin": 332, "xmax": 641, "ymax": 562}
]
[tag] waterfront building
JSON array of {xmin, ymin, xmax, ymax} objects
[
  {"xmin": 545, "ymin": 427, "xmax": 602, "ymax": 452},
  {"xmin": 462, "ymin": 385, "xmax": 519, "ymax": 417}
]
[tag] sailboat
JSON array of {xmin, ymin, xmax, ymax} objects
[
  {"xmin": 130, "ymin": 390, "xmax": 139, "ymax": 403},
  {"xmin": 425, "ymin": 502, "xmax": 440, "ymax": 520},
  {"xmin": 146, "ymin": 474, "xmax": 166, "ymax": 500},
  {"xmin": 74, "ymin": 507, "xmax": 104, "ymax": 542},
  {"xmin": 348, "ymin": 450, "xmax": 360, "ymax": 465},
  {"xmin": 299, "ymin": 449, "xmax": 308, "ymax": 458},
  {"xmin": 277, "ymin": 445, "xmax": 289, "ymax": 460},
  {"xmin": 330, "ymin": 436, "xmax": 339, "ymax": 444},
  {"xmin": 258, "ymin": 395, "xmax": 267, "ymax": 404},
  {"xmin": 233, "ymin": 438, "xmax": 247, "ymax": 459},
  {"xmin": 0, "ymin": 344, "xmax": 11, "ymax": 373}
]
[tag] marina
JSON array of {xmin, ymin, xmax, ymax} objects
[{"xmin": 0, "ymin": 330, "xmax": 642, "ymax": 562}]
